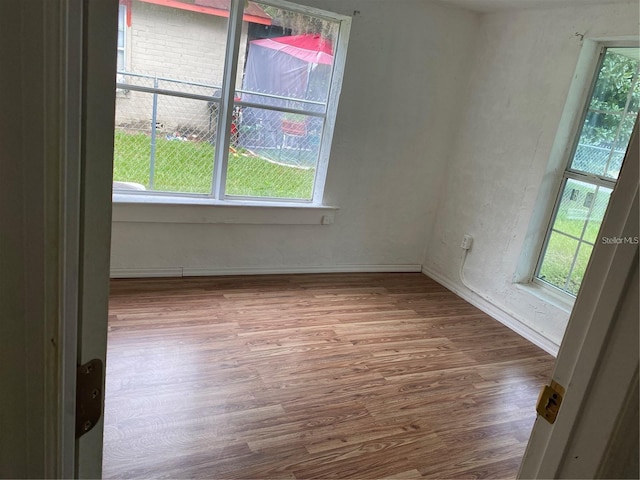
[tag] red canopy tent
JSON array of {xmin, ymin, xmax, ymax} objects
[
  {"xmin": 242, "ymin": 33, "xmax": 334, "ymax": 104},
  {"xmin": 249, "ymin": 34, "xmax": 334, "ymax": 65},
  {"xmin": 240, "ymin": 34, "xmax": 334, "ymax": 150}
]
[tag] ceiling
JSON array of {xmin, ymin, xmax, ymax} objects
[{"xmin": 434, "ymin": 0, "xmax": 634, "ymax": 13}]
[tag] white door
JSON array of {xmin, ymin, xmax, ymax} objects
[
  {"xmin": 0, "ymin": 0, "xmax": 115, "ymax": 478},
  {"xmin": 72, "ymin": 0, "xmax": 119, "ymax": 477},
  {"xmin": 519, "ymin": 124, "xmax": 639, "ymax": 478},
  {"xmin": 53, "ymin": 0, "xmax": 117, "ymax": 477},
  {"xmin": 46, "ymin": 0, "xmax": 118, "ymax": 476}
]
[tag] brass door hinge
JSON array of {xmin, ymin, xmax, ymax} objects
[
  {"xmin": 536, "ymin": 380, "xmax": 565, "ymax": 424},
  {"xmin": 75, "ymin": 359, "xmax": 103, "ymax": 438}
]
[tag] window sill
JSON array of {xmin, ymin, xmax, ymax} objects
[
  {"xmin": 515, "ymin": 281, "xmax": 575, "ymax": 314},
  {"xmin": 111, "ymin": 192, "xmax": 339, "ymax": 225}
]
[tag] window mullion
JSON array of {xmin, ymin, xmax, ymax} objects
[
  {"xmin": 211, "ymin": 0, "xmax": 244, "ymax": 199},
  {"xmin": 550, "ymin": 229, "xmax": 591, "ymax": 244}
]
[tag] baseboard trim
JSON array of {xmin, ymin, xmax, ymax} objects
[
  {"xmin": 422, "ymin": 266, "xmax": 559, "ymax": 357},
  {"xmin": 183, "ymin": 264, "xmax": 422, "ymax": 276},
  {"xmin": 110, "ymin": 264, "xmax": 423, "ymax": 279},
  {"xmin": 110, "ymin": 267, "xmax": 183, "ymax": 278}
]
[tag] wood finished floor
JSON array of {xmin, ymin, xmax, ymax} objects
[{"xmin": 103, "ymin": 273, "xmax": 554, "ymax": 479}]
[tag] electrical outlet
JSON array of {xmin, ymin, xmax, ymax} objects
[
  {"xmin": 321, "ymin": 214, "xmax": 334, "ymax": 225},
  {"xmin": 461, "ymin": 234, "xmax": 473, "ymax": 250}
]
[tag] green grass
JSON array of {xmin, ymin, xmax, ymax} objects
[
  {"xmin": 113, "ymin": 131, "xmax": 314, "ymax": 199},
  {"xmin": 538, "ymin": 231, "xmax": 593, "ymax": 295},
  {"xmin": 537, "ymin": 181, "xmax": 611, "ymax": 295}
]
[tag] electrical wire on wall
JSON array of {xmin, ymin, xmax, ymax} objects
[{"xmin": 458, "ymin": 235, "xmax": 543, "ymax": 342}]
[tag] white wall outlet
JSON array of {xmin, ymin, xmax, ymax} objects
[
  {"xmin": 461, "ymin": 234, "xmax": 473, "ymax": 250},
  {"xmin": 321, "ymin": 214, "xmax": 334, "ymax": 225}
]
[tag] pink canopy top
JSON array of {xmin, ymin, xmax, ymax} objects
[{"xmin": 251, "ymin": 34, "xmax": 334, "ymax": 65}]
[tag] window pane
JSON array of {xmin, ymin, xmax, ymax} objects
[
  {"xmin": 228, "ymin": 2, "xmax": 339, "ymax": 199},
  {"xmin": 552, "ymin": 179, "xmax": 591, "ymax": 239},
  {"xmin": 567, "ymin": 244, "xmax": 593, "ymax": 296},
  {"xmin": 114, "ymin": 90, "xmax": 218, "ymax": 194},
  {"xmin": 570, "ymin": 49, "xmax": 639, "ymax": 179},
  {"xmin": 240, "ymin": 3, "xmax": 337, "ymax": 103},
  {"xmin": 630, "ymin": 76, "xmax": 640, "ymax": 113},
  {"xmin": 583, "ymin": 186, "xmax": 612, "ymax": 244},
  {"xmin": 226, "ymin": 107, "xmax": 317, "ymax": 199},
  {"xmin": 124, "ymin": 0, "xmax": 230, "ymax": 82},
  {"xmin": 605, "ymin": 113, "xmax": 637, "ymax": 178},
  {"xmin": 539, "ymin": 179, "xmax": 612, "ymax": 293},
  {"xmin": 590, "ymin": 53, "xmax": 637, "ymax": 112},
  {"xmin": 113, "ymin": 0, "xmax": 232, "ymax": 194},
  {"xmin": 538, "ymin": 232, "xmax": 579, "ymax": 292},
  {"xmin": 572, "ymin": 112, "xmax": 622, "ymax": 177},
  {"xmin": 118, "ymin": 28, "xmax": 125, "ymax": 49},
  {"xmin": 117, "ymin": 50, "xmax": 125, "ymax": 72},
  {"xmin": 118, "ymin": 6, "xmax": 126, "ymax": 48}
]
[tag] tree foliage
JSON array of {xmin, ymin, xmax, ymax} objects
[
  {"xmin": 583, "ymin": 51, "xmax": 639, "ymax": 146},
  {"xmin": 261, "ymin": 4, "xmax": 338, "ymax": 43}
]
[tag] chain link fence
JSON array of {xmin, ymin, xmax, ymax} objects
[
  {"xmin": 572, "ymin": 142, "xmax": 627, "ymax": 180},
  {"xmin": 113, "ymin": 73, "xmax": 319, "ymax": 199},
  {"xmin": 227, "ymin": 105, "xmax": 320, "ymax": 198},
  {"xmin": 114, "ymin": 74, "xmax": 221, "ymax": 194}
]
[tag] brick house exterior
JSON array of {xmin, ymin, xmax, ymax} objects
[{"xmin": 115, "ymin": 0, "xmax": 269, "ymax": 137}]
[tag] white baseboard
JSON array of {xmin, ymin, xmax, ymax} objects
[
  {"xmin": 110, "ymin": 264, "xmax": 422, "ymax": 279},
  {"xmin": 422, "ymin": 266, "xmax": 559, "ymax": 357},
  {"xmin": 183, "ymin": 264, "xmax": 422, "ymax": 276},
  {"xmin": 110, "ymin": 267, "xmax": 183, "ymax": 278}
]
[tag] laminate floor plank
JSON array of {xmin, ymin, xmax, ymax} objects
[{"xmin": 103, "ymin": 273, "xmax": 554, "ymax": 479}]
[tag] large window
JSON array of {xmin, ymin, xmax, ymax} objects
[
  {"xmin": 536, "ymin": 47, "xmax": 639, "ymax": 295},
  {"xmin": 112, "ymin": 0, "xmax": 349, "ymax": 203}
]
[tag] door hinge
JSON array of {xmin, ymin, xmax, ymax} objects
[
  {"xmin": 536, "ymin": 379, "xmax": 565, "ymax": 424},
  {"xmin": 75, "ymin": 359, "xmax": 103, "ymax": 438}
]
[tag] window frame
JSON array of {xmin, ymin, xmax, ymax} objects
[
  {"xmin": 116, "ymin": 4, "xmax": 127, "ymax": 81},
  {"xmin": 112, "ymin": 0, "xmax": 351, "ymax": 206},
  {"xmin": 530, "ymin": 42, "xmax": 639, "ymax": 298}
]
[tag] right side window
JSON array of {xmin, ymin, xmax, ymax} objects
[{"xmin": 536, "ymin": 47, "xmax": 639, "ymax": 296}]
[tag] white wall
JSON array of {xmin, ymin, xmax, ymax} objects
[
  {"xmin": 110, "ymin": 0, "xmax": 480, "ymax": 274},
  {"xmin": 423, "ymin": 1, "xmax": 640, "ymax": 348}
]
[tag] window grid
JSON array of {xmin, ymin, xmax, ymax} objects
[
  {"xmin": 112, "ymin": 0, "xmax": 348, "ymax": 204},
  {"xmin": 553, "ymin": 182, "xmax": 601, "ymax": 292},
  {"xmin": 535, "ymin": 46, "xmax": 639, "ymax": 296}
]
